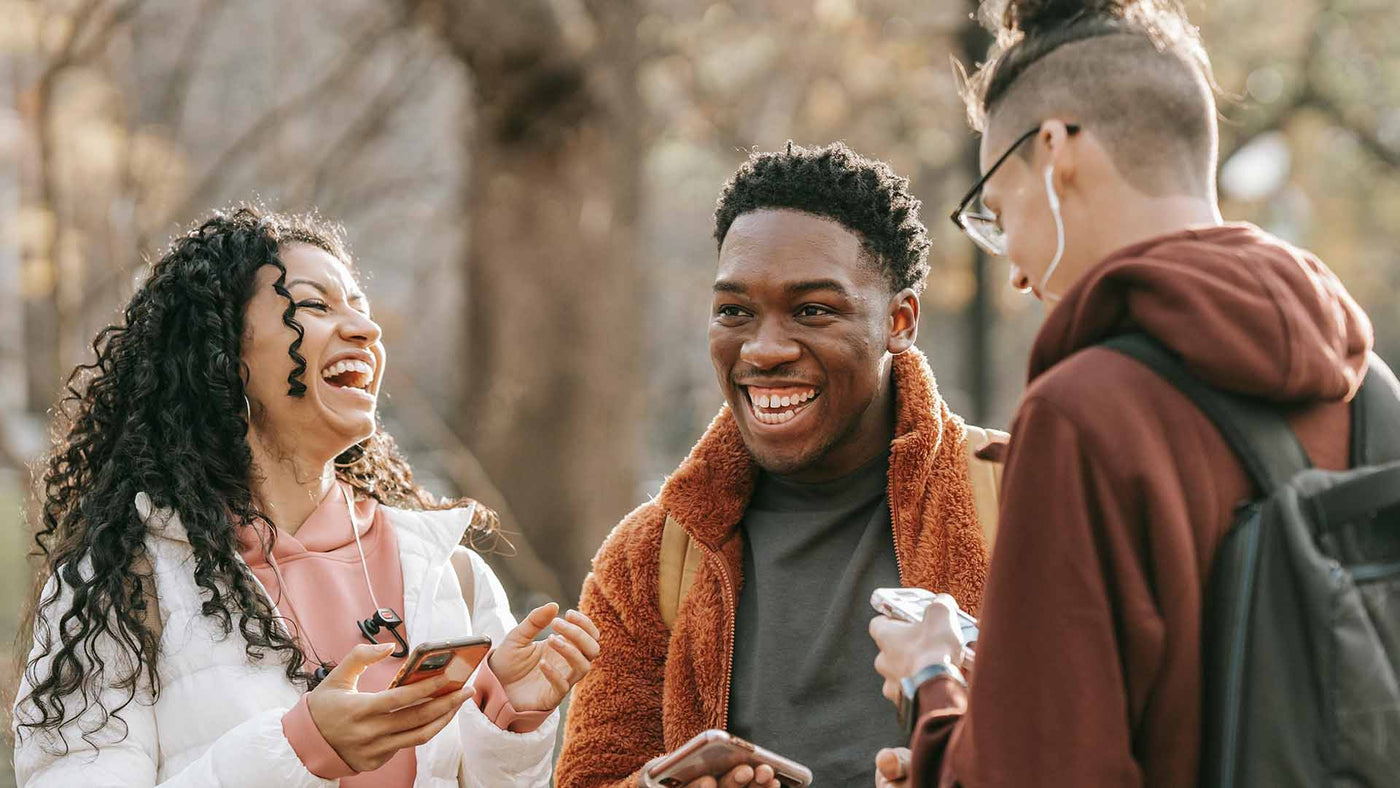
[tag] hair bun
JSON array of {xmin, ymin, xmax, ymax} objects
[{"xmin": 997, "ymin": 0, "xmax": 1189, "ymax": 38}]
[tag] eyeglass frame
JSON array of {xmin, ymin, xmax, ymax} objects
[{"xmin": 949, "ymin": 123, "xmax": 1082, "ymax": 256}]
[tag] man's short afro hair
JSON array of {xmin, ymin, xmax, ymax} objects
[{"xmin": 713, "ymin": 141, "xmax": 931, "ymax": 294}]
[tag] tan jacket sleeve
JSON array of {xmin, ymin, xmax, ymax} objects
[
  {"xmin": 963, "ymin": 424, "xmax": 1009, "ymax": 551},
  {"xmin": 556, "ymin": 505, "xmax": 673, "ymax": 788}
]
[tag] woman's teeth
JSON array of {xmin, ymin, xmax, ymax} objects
[
  {"xmin": 747, "ymin": 387, "xmax": 818, "ymax": 424},
  {"xmin": 320, "ymin": 359, "xmax": 374, "ymax": 390}
]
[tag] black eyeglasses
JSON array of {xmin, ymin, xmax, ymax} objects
[{"xmin": 950, "ymin": 123, "xmax": 1081, "ymax": 256}]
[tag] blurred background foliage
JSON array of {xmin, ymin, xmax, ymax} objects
[{"xmin": 1, "ymin": 0, "xmax": 1398, "ymax": 779}]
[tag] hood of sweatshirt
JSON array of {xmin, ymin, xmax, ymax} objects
[{"xmin": 1028, "ymin": 223, "xmax": 1372, "ymax": 404}]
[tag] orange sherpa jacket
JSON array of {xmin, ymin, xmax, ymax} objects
[{"xmin": 556, "ymin": 348, "xmax": 994, "ymax": 788}]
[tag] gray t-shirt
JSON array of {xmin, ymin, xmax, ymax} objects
[{"xmin": 727, "ymin": 453, "xmax": 905, "ymax": 785}]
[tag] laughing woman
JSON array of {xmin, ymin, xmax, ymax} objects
[{"xmin": 11, "ymin": 207, "xmax": 599, "ymax": 787}]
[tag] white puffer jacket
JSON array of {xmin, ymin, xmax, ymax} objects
[{"xmin": 12, "ymin": 494, "xmax": 557, "ymax": 787}]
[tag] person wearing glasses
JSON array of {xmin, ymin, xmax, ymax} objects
[{"xmin": 868, "ymin": 0, "xmax": 1378, "ymax": 786}]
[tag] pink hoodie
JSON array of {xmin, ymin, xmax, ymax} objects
[{"xmin": 240, "ymin": 484, "xmax": 544, "ymax": 785}]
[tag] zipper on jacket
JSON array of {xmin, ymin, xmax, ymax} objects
[
  {"xmin": 887, "ymin": 461, "xmax": 908, "ymax": 586},
  {"xmin": 713, "ymin": 550, "xmax": 738, "ymax": 730},
  {"xmin": 1219, "ymin": 505, "xmax": 1263, "ymax": 788}
]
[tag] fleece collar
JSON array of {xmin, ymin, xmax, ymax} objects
[{"xmin": 658, "ymin": 347, "xmax": 962, "ymax": 552}]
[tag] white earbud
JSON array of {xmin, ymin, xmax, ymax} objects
[{"xmin": 1039, "ymin": 165, "xmax": 1066, "ymax": 303}]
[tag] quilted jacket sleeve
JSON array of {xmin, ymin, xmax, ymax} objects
[
  {"xmin": 453, "ymin": 547, "xmax": 559, "ymax": 787},
  {"xmin": 12, "ymin": 570, "xmax": 332, "ymax": 788}
]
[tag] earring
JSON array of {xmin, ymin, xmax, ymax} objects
[{"xmin": 243, "ymin": 395, "xmax": 252, "ymax": 429}]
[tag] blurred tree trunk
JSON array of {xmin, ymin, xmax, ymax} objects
[
  {"xmin": 959, "ymin": 1, "xmax": 994, "ymax": 424},
  {"xmin": 19, "ymin": 38, "xmax": 67, "ymax": 416},
  {"xmin": 18, "ymin": 1, "xmax": 145, "ymax": 415},
  {"xmin": 420, "ymin": 0, "xmax": 644, "ymax": 600}
]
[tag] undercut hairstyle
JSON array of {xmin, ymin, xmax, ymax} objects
[
  {"xmin": 12, "ymin": 205, "xmax": 495, "ymax": 753},
  {"xmin": 713, "ymin": 141, "xmax": 932, "ymax": 294},
  {"xmin": 964, "ymin": 0, "xmax": 1219, "ymax": 197}
]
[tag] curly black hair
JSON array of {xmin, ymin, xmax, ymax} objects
[
  {"xmin": 713, "ymin": 141, "xmax": 931, "ymax": 294},
  {"xmin": 12, "ymin": 205, "xmax": 491, "ymax": 752}
]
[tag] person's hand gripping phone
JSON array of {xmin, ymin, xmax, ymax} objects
[
  {"xmin": 868, "ymin": 592, "xmax": 971, "ymax": 707},
  {"xmin": 307, "ymin": 604, "xmax": 598, "ymax": 772},
  {"xmin": 308, "ymin": 642, "xmax": 477, "ymax": 773},
  {"xmin": 639, "ymin": 729, "xmax": 809, "ymax": 787}
]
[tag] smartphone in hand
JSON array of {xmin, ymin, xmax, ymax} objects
[
  {"xmin": 871, "ymin": 587, "xmax": 979, "ymax": 647},
  {"xmin": 388, "ymin": 635, "xmax": 492, "ymax": 697},
  {"xmin": 642, "ymin": 730, "xmax": 812, "ymax": 787}
]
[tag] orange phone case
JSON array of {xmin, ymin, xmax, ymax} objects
[
  {"xmin": 643, "ymin": 730, "xmax": 813, "ymax": 787},
  {"xmin": 388, "ymin": 635, "xmax": 492, "ymax": 696}
]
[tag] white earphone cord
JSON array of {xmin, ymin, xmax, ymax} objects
[
  {"xmin": 251, "ymin": 484, "xmax": 386, "ymax": 675},
  {"xmin": 1040, "ymin": 165, "xmax": 1066, "ymax": 302},
  {"xmin": 344, "ymin": 482, "xmax": 384, "ymax": 612}
]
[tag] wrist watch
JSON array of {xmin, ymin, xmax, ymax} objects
[{"xmin": 897, "ymin": 660, "xmax": 967, "ymax": 738}]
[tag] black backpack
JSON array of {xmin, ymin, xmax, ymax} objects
[{"xmin": 1101, "ymin": 333, "xmax": 1400, "ymax": 787}]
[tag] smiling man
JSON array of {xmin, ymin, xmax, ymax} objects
[{"xmin": 556, "ymin": 142, "xmax": 1004, "ymax": 787}]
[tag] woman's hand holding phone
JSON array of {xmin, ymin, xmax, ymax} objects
[
  {"xmin": 307, "ymin": 642, "xmax": 476, "ymax": 772},
  {"xmin": 489, "ymin": 602, "xmax": 601, "ymax": 712}
]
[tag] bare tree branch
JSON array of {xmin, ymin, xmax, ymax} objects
[
  {"xmin": 290, "ymin": 51, "xmax": 433, "ymax": 208},
  {"xmin": 1218, "ymin": 0, "xmax": 1332, "ymax": 164},
  {"xmin": 382, "ymin": 377, "xmax": 570, "ymax": 603},
  {"xmin": 71, "ymin": 0, "xmax": 145, "ymax": 64},
  {"xmin": 23, "ymin": 0, "xmax": 147, "ymax": 408},
  {"xmin": 1219, "ymin": 84, "xmax": 1316, "ymax": 164},
  {"xmin": 155, "ymin": 0, "xmax": 232, "ymax": 131},
  {"xmin": 35, "ymin": 0, "xmax": 106, "ymax": 72},
  {"xmin": 317, "ymin": 168, "xmax": 446, "ymax": 223},
  {"xmin": 120, "ymin": 0, "xmax": 233, "ymax": 261},
  {"xmin": 164, "ymin": 11, "xmax": 411, "ymax": 225},
  {"xmin": 1305, "ymin": 92, "xmax": 1400, "ymax": 169},
  {"xmin": 0, "ymin": 416, "xmax": 23, "ymax": 470}
]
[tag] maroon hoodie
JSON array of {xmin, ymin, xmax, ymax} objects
[{"xmin": 909, "ymin": 224, "xmax": 1373, "ymax": 787}]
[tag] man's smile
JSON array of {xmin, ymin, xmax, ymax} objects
[{"xmin": 741, "ymin": 384, "xmax": 821, "ymax": 427}]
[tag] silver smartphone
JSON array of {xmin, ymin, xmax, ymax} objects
[{"xmin": 871, "ymin": 587, "xmax": 979, "ymax": 646}]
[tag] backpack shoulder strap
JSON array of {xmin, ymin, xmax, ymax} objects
[
  {"xmin": 1351, "ymin": 353, "xmax": 1400, "ymax": 465},
  {"xmin": 658, "ymin": 513, "xmax": 703, "ymax": 630},
  {"xmin": 962, "ymin": 423, "xmax": 1006, "ymax": 550},
  {"xmin": 1099, "ymin": 333, "xmax": 1311, "ymax": 492}
]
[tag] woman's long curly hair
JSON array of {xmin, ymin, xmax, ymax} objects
[{"xmin": 12, "ymin": 205, "xmax": 491, "ymax": 750}]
